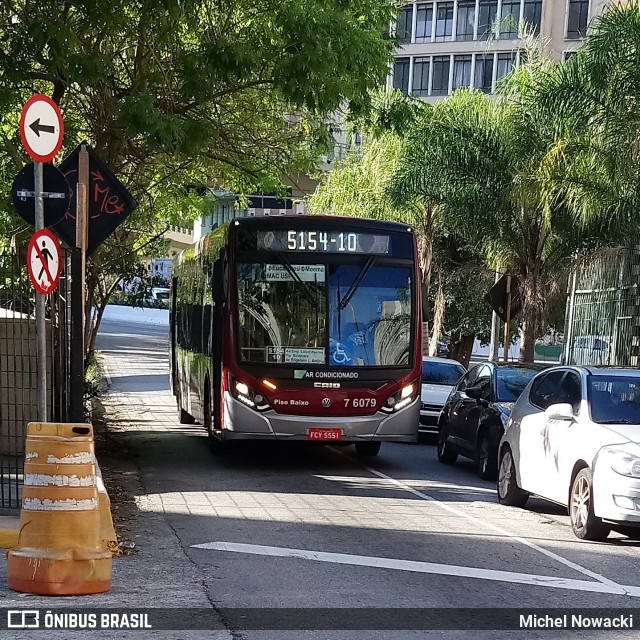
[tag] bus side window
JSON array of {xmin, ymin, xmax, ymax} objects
[{"xmin": 212, "ymin": 257, "xmax": 226, "ymax": 305}]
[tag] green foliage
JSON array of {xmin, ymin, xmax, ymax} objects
[
  {"xmin": 0, "ymin": 0, "xmax": 399, "ymax": 358},
  {"xmin": 309, "ymin": 132, "xmax": 421, "ymax": 225},
  {"xmin": 432, "ymin": 237, "xmax": 493, "ymax": 344},
  {"xmin": 310, "ymin": 5, "xmax": 640, "ymax": 361}
]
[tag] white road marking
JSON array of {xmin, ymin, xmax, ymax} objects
[
  {"xmin": 192, "ymin": 541, "xmax": 640, "ymax": 597},
  {"xmin": 334, "ymin": 449, "xmax": 623, "ymax": 591}
]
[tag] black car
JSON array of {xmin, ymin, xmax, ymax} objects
[{"xmin": 437, "ymin": 362, "xmax": 544, "ymax": 480}]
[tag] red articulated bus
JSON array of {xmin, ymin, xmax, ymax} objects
[{"xmin": 170, "ymin": 215, "xmax": 422, "ymax": 456}]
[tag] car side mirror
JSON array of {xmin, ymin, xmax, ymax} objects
[
  {"xmin": 466, "ymin": 386, "xmax": 482, "ymax": 401},
  {"xmin": 545, "ymin": 403, "xmax": 575, "ymax": 421}
]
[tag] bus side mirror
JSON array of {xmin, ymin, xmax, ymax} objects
[{"xmin": 212, "ymin": 258, "xmax": 226, "ymax": 305}]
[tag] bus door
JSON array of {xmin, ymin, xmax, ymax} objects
[
  {"xmin": 211, "ymin": 256, "xmax": 226, "ymax": 430},
  {"xmin": 170, "ymin": 276, "xmax": 178, "ymax": 393}
]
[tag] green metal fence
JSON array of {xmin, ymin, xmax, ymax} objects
[{"xmin": 564, "ymin": 246, "xmax": 639, "ymax": 367}]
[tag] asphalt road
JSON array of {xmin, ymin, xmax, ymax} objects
[{"xmin": 95, "ymin": 306, "xmax": 640, "ymax": 639}]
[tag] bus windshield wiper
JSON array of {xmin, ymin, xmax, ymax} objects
[
  {"xmin": 273, "ymin": 251, "xmax": 323, "ymax": 308},
  {"xmin": 338, "ymin": 256, "xmax": 375, "ymax": 311}
]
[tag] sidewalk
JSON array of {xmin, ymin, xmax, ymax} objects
[{"xmin": 0, "ymin": 308, "xmax": 229, "ymax": 638}]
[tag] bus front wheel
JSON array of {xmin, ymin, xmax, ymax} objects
[
  {"xmin": 355, "ymin": 441, "xmax": 381, "ymax": 456},
  {"xmin": 178, "ymin": 406, "xmax": 196, "ymax": 425},
  {"xmin": 208, "ymin": 432, "xmax": 226, "ymax": 455}
]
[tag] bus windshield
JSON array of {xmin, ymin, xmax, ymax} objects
[{"xmin": 236, "ymin": 261, "xmax": 413, "ymax": 367}]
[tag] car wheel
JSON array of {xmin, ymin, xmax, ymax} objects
[
  {"xmin": 355, "ymin": 441, "xmax": 381, "ymax": 456},
  {"xmin": 497, "ymin": 447, "xmax": 529, "ymax": 507},
  {"xmin": 437, "ymin": 423, "xmax": 457, "ymax": 465},
  {"xmin": 203, "ymin": 385, "xmax": 225, "ymax": 455},
  {"xmin": 477, "ymin": 431, "xmax": 498, "ymax": 481},
  {"xmin": 208, "ymin": 431, "xmax": 227, "ymax": 455},
  {"xmin": 570, "ymin": 468, "xmax": 611, "ymax": 541}
]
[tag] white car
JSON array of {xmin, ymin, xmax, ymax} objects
[
  {"xmin": 148, "ymin": 287, "xmax": 170, "ymax": 306},
  {"xmin": 419, "ymin": 357, "xmax": 466, "ymax": 434},
  {"xmin": 498, "ymin": 366, "xmax": 640, "ymax": 541}
]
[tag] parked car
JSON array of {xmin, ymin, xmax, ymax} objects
[
  {"xmin": 436, "ymin": 339, "xmax": 450, "ymax": 358},
  {"xmin": 147, "ymin": 287, "xmax": 170, "ymax": 306},
  {"xmin": 498, "ymin": 366, "xmax": 640, "ymax": 541},
  {"xmin": 571, "ymin": 335, "xmax": 611, "ymax": 366},
  {"xmin": 437, "ymin": 362, "xmax": 544, "ymax": 479},
  {"xmin": 420, "ymin": 357, "xmax": 466, "ymax": 434}
]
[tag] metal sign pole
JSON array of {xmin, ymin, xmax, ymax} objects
[
  {"xmin": 503, "ymin": 276, "xmax": 512, "ymax": 363},
  {"xmin": 69, "ymin": 145, "xmax": 89, "ymax": 422},
  {"xmin": 34, "ymin": 161, "xmax": 47, "ymax": 421},
  {"xmin": 489, "ymin": 271, "xmax": 501, "ymax": 362}
]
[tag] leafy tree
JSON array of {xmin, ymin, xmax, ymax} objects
[
  {"xmin": 531, "ymin": 4, "xmax": 640, "ymax": 249},
  {"xmin": 0, "ymin": 0, "xmax": 398, "ymax": 360},
  {"xmin": 431, "ymin": 236, "xmax": 492, "ymax": 367}
]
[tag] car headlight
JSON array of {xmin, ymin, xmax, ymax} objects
[
  {"xmin": 602, "ymin": 448, "xmax": 640, "ymax": 478},
  {"xmin": 230, "ymin": 378, "xmax": 270, "ymax": 412},
  {"xmin": 381, "ymin": 382, "xmax": 418, "ymax": 413}
]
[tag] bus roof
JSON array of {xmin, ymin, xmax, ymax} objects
[
  {"xmin": 230, "ymin": 214, "xmax": 415, "ymax": 234},
  {"xmin": 174, "ymin": 215, "xmax": 416, "ymax": 266}
]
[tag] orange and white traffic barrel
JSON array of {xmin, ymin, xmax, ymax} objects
[{"xmin": 7, "ymin": 422, "xmax": 112, "ymax": 595}]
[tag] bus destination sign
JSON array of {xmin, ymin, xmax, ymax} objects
[{"xmin": 257, "ymin": 230, "xmax": 390, "ymax": 254}]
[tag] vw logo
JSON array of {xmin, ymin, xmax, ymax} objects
[{"xmin": 321, "ymin": 398, "xmax": 331, "ymax": 408}]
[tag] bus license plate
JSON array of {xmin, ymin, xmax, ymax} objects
[{"xmin": 307, "ymin": 428, "xmax": 342, "ymax": 441}]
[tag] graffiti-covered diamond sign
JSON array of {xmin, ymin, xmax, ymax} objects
[{"xmin": 53, "ymin": 142, "xmax": 137, "ymax": 254}]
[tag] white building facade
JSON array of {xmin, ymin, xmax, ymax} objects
[{"xmin": 390, "ymin": 0, "xmax": 612, "ymax": 100}]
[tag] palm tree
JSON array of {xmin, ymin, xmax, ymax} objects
[
  {"xmin": 388, "ymin": 32, "xmax": 640, "ymax": 361},
  {"xmin": 531, "ymin": 4, "xmax": 640, "ymax": 243}
]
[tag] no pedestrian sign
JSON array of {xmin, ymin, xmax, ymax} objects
[
  {"xmin": 19, "ymin": 94, "xmax": 64, "ymax": 163},
  {"xmin": 27, "ymin": 229, "xmax": 62, "ymax": 295}
]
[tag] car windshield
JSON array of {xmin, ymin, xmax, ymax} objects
[
  {"xmin": 155, "ymin": 291, "xmax": 169, "ymax": 300},
  {"xmin": 496, "ymin": 368, "xmax": 541, "ymax": 402},
  {"xmin": 588, "ymin": 375, "xmax": 640, "ymax": 425},
  {"xmin": 236, "ymin": 262, "xmax": 413, "ymax": 366},
  {"xmin": 422, "ymin": 361, "xmax": 465, "ymax": 385}
]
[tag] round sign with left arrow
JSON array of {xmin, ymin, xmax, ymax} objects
[{"xmin": 19, "ymin": 94, "xmax": 64, "ymax": 163}]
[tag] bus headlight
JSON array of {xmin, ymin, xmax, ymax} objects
[
  {"xmin": 231, "ymin": 379, "xmax": 271, "ymax": 412},
  {"xmin": 381, "ymin": 383, "xmax": 417, "ymax": 413}
]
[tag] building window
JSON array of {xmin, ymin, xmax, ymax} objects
[
  {"xmin": 496, "ymin": 52, "xmax": 515, "ymax": 83},
  {"xmin": 478, "ymin": 0, "xmax": 498, "ymax": 41},
  {"xmin": 396, "ymin": 5, "xmax": 413, "ymax": 45},
  {"xmin": 500, "ymin": 0, "xmax": 520, "ymax": 40},
  {"xmin": 393, "ymin": 57, "xmax": 411, "ymax": 94},
  {"xmin": 434, "ymin": 2, "xmax": 454, "ymax": 42},
  {"xmin": 415, "ymin": 3, "xmax": 434, "ymax": 43},
  {"xmin": 567, "ymin": 0, "xmax": 589, "ymax": 39},
  {"xmin": 412, "ymin": 57, "xmax": 431, "ymax": 96},
  {"xmin": 431, "ymin": 55, "xmax": 451, "ymax": 95},
  {"xmin": 523, "ymin": 0, "xmax": 542, "ymax": 35},
  {"xmin": 563, "ymin": 50, "xmax": 577, "ymax": 61},
  {"xmin": 475, "ymin": 54, "xmax": 494, "ymax": 93},
  {"xmin": 453, "ymin": 55, "xmax": 472, "ymax": 90},
  {"xmin": 456, "ymin": 1, "xmax": 476, "ymax": 41}
]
